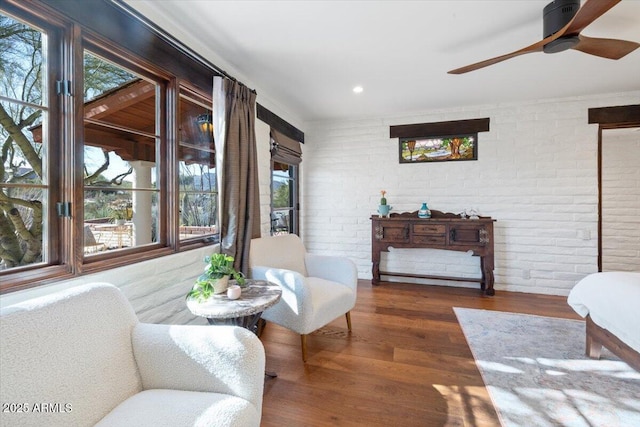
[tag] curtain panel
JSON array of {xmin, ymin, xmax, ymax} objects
[{"xmin": 214, "ymin": 77, "xmax": 260, "ymax": 274}]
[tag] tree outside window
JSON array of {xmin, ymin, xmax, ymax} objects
[{"xmin": 0, "ymin": 13, "xmax": 47, "ymax": 271}]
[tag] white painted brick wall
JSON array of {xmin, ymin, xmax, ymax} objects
[
  {"xmin": 255, "ymin": 118, "xmax": 274, "ymax": 236},
  {"xmin": 601, "ymin": 130, "xmax": 640, "ymax": 271},
  {"xmin": 301, "ymin": 91, "xmax": 640, "ymax": 296}
]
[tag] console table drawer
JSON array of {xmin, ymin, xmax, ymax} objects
[
  {"xmin": 375, "ymin": 224, "xmax": 409, "ymax": 242},
  {"xmin": 413, "ymin": 224, "xmax": 446, "ymax": 235},
  {"xmin": 413, "ymin": 234, "xmax": 446, "ymax": 245}
]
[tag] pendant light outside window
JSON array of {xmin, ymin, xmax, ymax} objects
[{"xmin": 196, "ymin": 113, "xmax": 214, "ymax": 143}]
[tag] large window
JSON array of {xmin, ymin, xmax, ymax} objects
[
  {"xmin": 0, "ymin": 1, "xmax": 219, "ymax": 293},
  {"xmin": 82, "ymin": 51, "xmax": 160, "ymax": 254},
  {"xmin": 0, "ymin": 12, "xmax": 51, "ymax": 272}
]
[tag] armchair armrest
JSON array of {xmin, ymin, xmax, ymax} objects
[
  {"xmin": 305, "ymin": 254, "xmax": 358, "ymax": 291},
  {"xmin": 132, "ymin": 323, "xmax": 265, "ymax": 409}
]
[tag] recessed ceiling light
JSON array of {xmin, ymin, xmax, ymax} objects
[{"xmin": 353, "ymin": 86, "xmax": 363, "ymax": 94}]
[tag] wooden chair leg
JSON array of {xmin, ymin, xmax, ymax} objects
[
  {"xmin": 345, "ymin": 311, "xmax": 352, "ymax": 332},
  {"xmin": 301, "ymin": 334, "xmax": 308, "ymax": 362}
]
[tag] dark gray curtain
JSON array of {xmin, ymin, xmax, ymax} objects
[{"xmin": 219, "ymin": 79, "xmax": 260, "ymax": 274}]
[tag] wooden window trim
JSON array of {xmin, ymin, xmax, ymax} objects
[
  {"xmin": 588, "ymin": 104, "xmax": 640, "ymax": 129},
  {"xmin": 257, "ymin": 104, "xmax": 305, "ymax": 144},
  {"xmin": 390, "ymin": 118, "xmax": 490, "ymax": 139},
  {"xmin": 40, "ymin": 0, "xmax": 218, "ymax": 95}
]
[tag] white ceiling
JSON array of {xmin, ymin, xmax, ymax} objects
[{"xmin": 122, "ymin": 0, "xmax": 640, "ymax": 123}]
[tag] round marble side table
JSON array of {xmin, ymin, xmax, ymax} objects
[
  {"xmin": 186, "ymin": 279, "xmax": 281, "ymax": 333},
  {"xmin": 186, "ymin": 279, "xmax": 282, "ymax": 378}
]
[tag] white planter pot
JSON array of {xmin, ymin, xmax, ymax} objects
[{"xmin": 212, "ymin": 276, "xmax": 230, "ymax": 294}]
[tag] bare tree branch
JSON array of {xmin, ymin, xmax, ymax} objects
[
  {"xmin": 84, "ymin": 149, "xmax": 110, "ymax": 184},
  {"xmin": 0, "ymin": 204, "xmax": 23, "ymax": 268},
  {"xmin": 0, "ymin": 188, "xmax": 41, "ymax": 210},
  {"xmin": 0, "ymin": 103, "xmax": 42, "ymax": 179},
  {"xmin": 110, "ymin": 167, "xmax": 133, "ymax": 186}
]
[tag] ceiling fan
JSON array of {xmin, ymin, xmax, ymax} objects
[{"xmin": 448, "ymin": 0, "xmax": 640, "ymax": 74}]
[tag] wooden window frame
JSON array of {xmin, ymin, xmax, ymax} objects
[
  {"xmin": 76, "ymin": 38, "xmax": 174, "ymax": 275},
  {"xmin": 0, "ymin": 2, "xmax": 70, "ymax": 291},
  {"xmin": 0, "ymin": 0, "xmax": 222, "ymax": 293},
  {"xmin": 177, "ymin": 83, "xmax": 220, "ymax": 250},
  {"xmin": 588, "ymin": 104, "xmax": 640, "ymax": 272}
]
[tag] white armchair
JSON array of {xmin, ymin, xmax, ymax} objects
[
  {"xmin": 0, "ymin": 282, "xmax": 265, "ymax": 427},
  {"xmin": 249, "ymin": 234, "xmax": 358, "ymax": 362}
]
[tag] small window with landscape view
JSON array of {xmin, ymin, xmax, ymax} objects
[
  {"xmin": 178, "ymin": 88, "xmax": 217, "ymax": 243},
  {"xmin": 271, "ymin": 161, "xmax": 298, "ymax": 235}
]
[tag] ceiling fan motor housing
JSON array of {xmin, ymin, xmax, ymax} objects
[
  {"xmin": 543, "ymin": 0, "xmax": 580, "ymax": 37},
  {"xmin": 543, "ymin": 0, "xmax": 580, "ymax": 53}
]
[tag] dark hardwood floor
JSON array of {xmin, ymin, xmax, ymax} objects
[{"xmin": 259, "ymin": 280, "xmax": 581, "ymax": 427}]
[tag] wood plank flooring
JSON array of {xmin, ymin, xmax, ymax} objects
[{"xmin": 259, "ymin": 280, "xmax": 580, "ymax": 427}]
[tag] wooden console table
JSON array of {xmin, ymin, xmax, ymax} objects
[{"xmin": 371, "ymin": 210, "xmax": 496, "ymax": 296}]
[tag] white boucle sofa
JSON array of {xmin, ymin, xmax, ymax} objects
[{"xmin": 0, "ymin": 282, "xmax": 265, "ymax": 427}]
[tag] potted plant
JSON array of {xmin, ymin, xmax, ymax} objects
[
  {"xmin": 110, "ymin": 201, "xmax": 130, "ymax": 226},
  {"xmin": 112, "ymin": 210, "xmax": 126, "ymax": 226},
  {"xmin": 378, "ymin": 190, "xmax": 392, "ymax": 217},
  {"xmin": 187, "ymin": 253, "xmax": 246, "ymax": 302}
]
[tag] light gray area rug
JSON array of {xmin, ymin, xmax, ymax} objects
[{"xmin": 454, "ymin": 308, "xmax": 640, "ymax": 427}]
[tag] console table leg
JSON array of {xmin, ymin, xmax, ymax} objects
[
  {"xmin": 484, "ymin": 268, "xmax": 495, "ymax": 296},
  {"xmin": 372, "ymin": 261, "xmax": 380, "ymax": 285}
]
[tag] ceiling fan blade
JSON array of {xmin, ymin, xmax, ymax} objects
[
  {"xmin": 447, "ymin": 49, "xmax": 537, "ymax": 74},
  {"xmin": 573, "ymin": 35, "xmax": 640, "ymax": 59},
  {"xmin": 447, "ymin": 0, "xmax": 627, "ymax": 75},
  {"xmin": 564, "ymin": 0, "xmax": 620, "ymax": 35},
  {"xmin": 448, "ymin": 34, "xmax": 558, "ymax": 74}
]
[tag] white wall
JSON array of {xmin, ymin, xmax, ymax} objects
[
  {"xmin": 0, "ymin": 245, "xmax": 215, "ymax": 323},
  {"xmin": 601, "ymin": 129, "xmax": 640, "ymax": 271},
  {"xmin": 300, "ymin": 91, "xmax": 640, "ymax": 296},
  {"xmin": 255, "ymin": 116, "xmax": 274, "ymax": 236}
]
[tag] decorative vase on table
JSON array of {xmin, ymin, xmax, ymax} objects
[
  {"xmin": 378, "ymin": 190, "xmax": 392, "ymax": 217},
  {"xmin": 378, "ymin": 204, "xmax": 392, "ymax": 217},
  {"xmin": 418, "ymin": 202, "xmax": 431, "ymax": 219}
]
